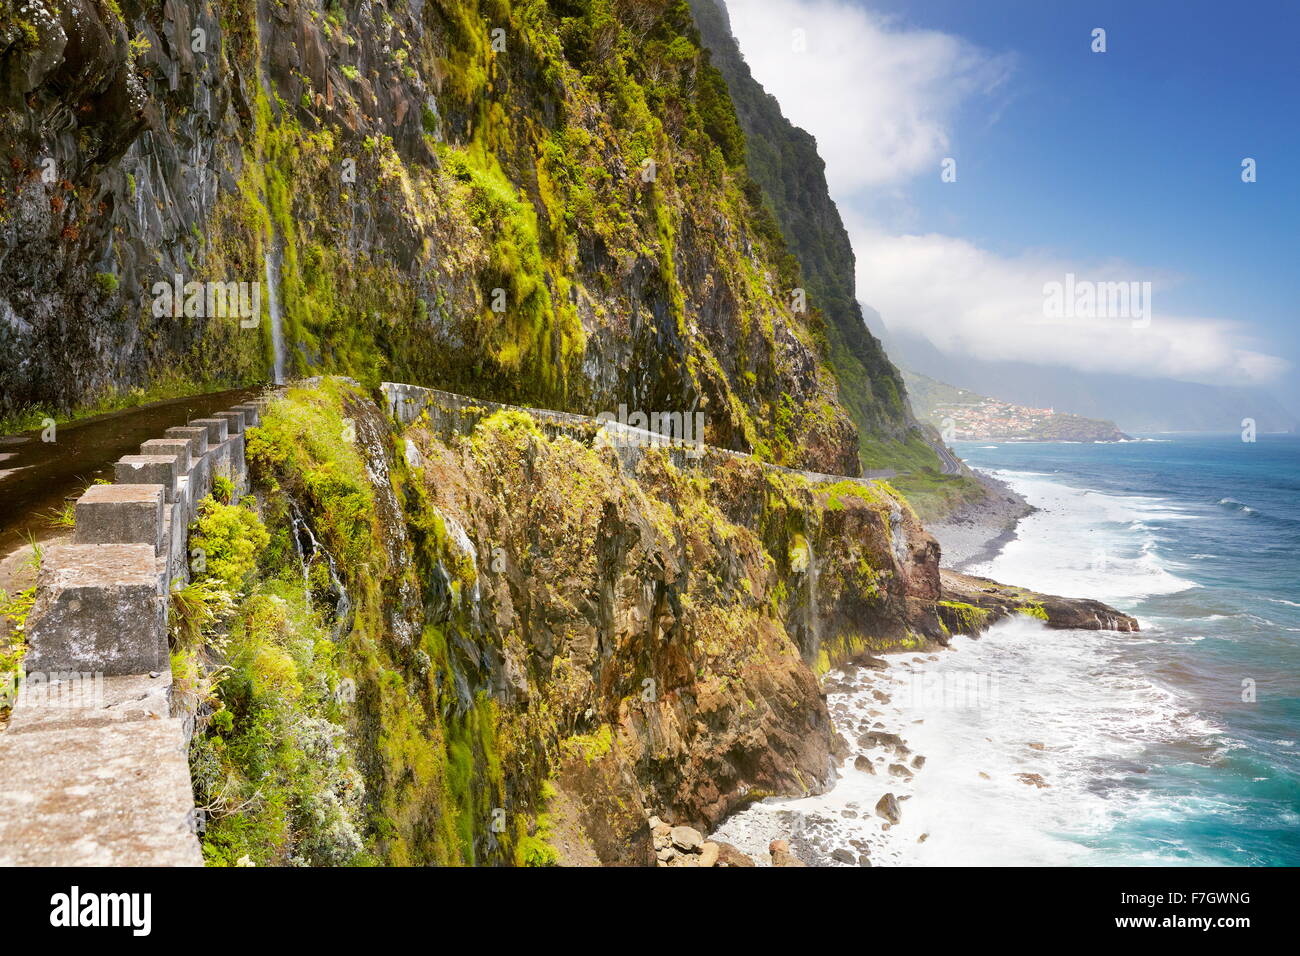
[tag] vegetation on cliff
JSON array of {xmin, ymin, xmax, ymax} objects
[
  {"xmin": 177, "ymin": 378, "xmax": 953, "ymax": 864},
  {"xmin": 2, "ymin": 0, "xmax": 861, "ymax": 474}
]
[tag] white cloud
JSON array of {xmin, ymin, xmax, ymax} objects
[
  {"xmin": 849, "ymin": 226, "xmax": 1289, "ymax": 387},
  {"xmin": 725, "ymin": 0, "xmax": 1011, "ymax": 194},
  {"xmin": 725, "ymin": 0, "xmax": 1288, "ymax": 388}
]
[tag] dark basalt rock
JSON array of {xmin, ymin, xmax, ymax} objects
[{"xmin": 941, "ymin": 569, "xmax": 1140, "ymax": 633}]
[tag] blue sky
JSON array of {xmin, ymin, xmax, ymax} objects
[{"xmin": 725, "ymin": 0, "xmax": 1299, "ymax": 410}]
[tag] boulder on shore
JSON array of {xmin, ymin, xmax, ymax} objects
[
  {"xmin": 875, "ymin": 792, "xmax": 902, "ymax": 825},
  {"xmin": 671, "ymin": 825, "xmax": 704, "ymax": 852},
  {"xmin": 769, "ymin": 839, "xmax": 807, "ymax": 867}
]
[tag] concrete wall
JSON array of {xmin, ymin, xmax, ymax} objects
[{"xmin": 0, "ymin": 396, "xmax": 266, "ymax": 866}]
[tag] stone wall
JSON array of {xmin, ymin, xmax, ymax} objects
[{"xmin": 0, "ymin": 396, "xmax": 265, "ymax": 866}]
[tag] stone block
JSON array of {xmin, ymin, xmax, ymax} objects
[
  {"xmin": 23, "ymin": 543, "xmax": 167, "ymax": 677},
  {"xmin": 115, "ymin": 455, "xmax": 181, "ymax": 503},
  {"xmin": 232, "ymin": 403, "xmax": 261, "ymax": 427},
  {"xmin": 189, "ymin": 417, "xmax": 229, "ymax": 445},
  {"xmin": 185, "ymin": 451, "xmax": 212, "ymax": 515},
  {"xmin": 4, "ymin": 672, "xmax": 171, "ymax": 736},
  {"xmin": 139, "ymin": 439, "xmax": 190, "ymax": 475},
  {"xmin": 164, "ymin": 498, "xmax": 188, "ymax": 587},
  {"xmin": 227, "ymin": 433, "xmax": 248, "ymax": 495},
  {"xmin": 215, "ymin": 410, "xmax": 246, "ymax": 435},
  {"xmin": 164, "ymin": 426, "xmax": 209, "ymax": 460},
  {"xmin": 72, "ymin": 483, "xmax": 165, "ymax": 554},
  {"xmin": 0, "ymin": 718, "xmax": 203, "ymax": 866}
]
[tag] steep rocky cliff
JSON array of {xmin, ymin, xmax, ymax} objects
[
  {"xmin": 1, "ymin": 0, "xmax": 857, "ymax": 472},
  {"xmin": 194, "ymin": 378, "xmax": 946, "ymax": 864},
  {"xmin": 176, "ymin": 377, "xmax": 1130, "ymax": 865},
  {"xmin": 685, "ymin": 0, "xmax": 994, "ymax": 516}
]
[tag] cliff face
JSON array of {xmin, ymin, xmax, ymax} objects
[
  {"xmin": 196, "ymin": 378, "xmax": 950, "ymax": 865},
  {"xmin": 685, "ymin": 0, "xmax": 931, "ymax": 464},
  {"xmin": 1, "ymin": 0, "xmax": 857, "ymax": 473},
  {"xmin": 211, "ymin": 380, "xmax": 1126, "ymax": 866}
]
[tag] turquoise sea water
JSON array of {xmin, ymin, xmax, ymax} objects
[{"xmin": 954, "ymin": 434, "xmax": 1300, "ymax": 866}]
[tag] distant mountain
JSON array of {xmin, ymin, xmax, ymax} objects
[
  {"xmin": 902, "ymin": 369, "xmax": 1129, "ymax": 442},
  {"xmin": 866, "ymin": 308, "xmax": 1298, "ymax": 434}
]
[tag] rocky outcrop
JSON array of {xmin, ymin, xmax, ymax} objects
[
  {"xmin": 227, "ymin": 379, "xmax": 1139, "ymax": 866},
  {"xmin": 940, "ymin": 570, "xmax": 1140, "ymax": 633},
  {"xmin": 223, "ymin": 380, "xmax": 974, "ymax": 864},
  {"xmin": 768, "ymin": 838, "xmax": 807, "ymax": 867}
]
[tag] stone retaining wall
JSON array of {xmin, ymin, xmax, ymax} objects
[{"xmin": 0, "ymin": 396, "xmax": 268, "ymax": 866}]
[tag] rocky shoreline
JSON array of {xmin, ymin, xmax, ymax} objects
[
  {"xmin": 707, "ymin": 650, "xmax": 941, "ymax": 866},
  {"xmin": 926, "ymin": 470, "xmax": 1035, "ymax": 569},
  {"xmin": 702, "ymin": 481, "xmax": 1139, "ymax": 867}
]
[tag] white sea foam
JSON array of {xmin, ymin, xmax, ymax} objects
[
  {"xmin": 710, "ymin": 467, "xmax": 1225, "ymax": 867},
  {"xmin": 964, "ymin": 470, "xmax": 1198, "ymax": 603},
  {"xmin": 710, "ymin": 617, "xmax": 1221, "ymax": 866}
]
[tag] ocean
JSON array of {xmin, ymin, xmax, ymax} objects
[{"xmin": 712, "ymin": 434, "xmax": 1300, "ymax": 866}]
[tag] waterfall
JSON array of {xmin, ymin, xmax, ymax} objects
[
  {"xmin": 806, "ymin": 528, "xmax": 822, "ymax": 655},
  {"xmin": 288, "ymin": 500, "xmax": 352, "ymax": 641},
  {"xmin": 264, "ymin": 240, "xmax": 286, "ymax": 385}
]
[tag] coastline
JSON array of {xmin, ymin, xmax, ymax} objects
[
  {"xmin": 925, "ymin": 468, "xmax": 1035, "ymax": 570},
  {"xmin": 709, "ymin": 462, "xmax": 1131, "ymax": 866},
  {"xmin": 713, "ymin": 437, "xmax": 1300, "ymax": 867},
  {"xmin": 709, "ymin": 469, "xmax": 1041, "ymax": 866}
]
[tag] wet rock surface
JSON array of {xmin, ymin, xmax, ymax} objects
[
  {"xmin": 941, "ymin": 570, "xmax": 1139, "ymax": 633},
  {"xmin": 1, "ymin": 0, "xmax": 862, "ymax": 481}
]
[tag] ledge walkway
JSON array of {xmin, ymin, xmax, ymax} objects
[
  {"xmin": 379, "ymin": 382, "xmax": 897, "ymax": 486},
  {"xmin": 0, "ymin": 398, "xmax": 265, "ymax": 865}
]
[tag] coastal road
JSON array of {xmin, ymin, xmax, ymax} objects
[{"xmin": 934, "ymin": 443, "xmax": 964, "ymax": 475}]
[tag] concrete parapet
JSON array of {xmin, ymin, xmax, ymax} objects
[
  {"xmin": 4, "ymin": 672, "xmax": 171, "ymax": 736},
  {"xmin": 72, "ymin": 484, "xmax": 166, "ymax": 555},
  {"xmin": 184, "ymin": 450, "xmax": 212, "ymax": 519},
  {"xmin": 208, "ymin": 433, "xmax": 248, "ymax": 497},
  {"xmin": 215, "ymin": 409, "xmax": 246, "ymax": 435},
  {"xmin": 189, "ymin": 418, "xmax": 230, "ymax": 445},
  {"xmin": 0, "ymin": 717, "xmax": 203, "ymax": 866},
  {"xmin": 0, "ymin": 392, "xmax": 284, "ymax": 866},
  {"xmin": 232, "ymin": 403, "xmax": 261, "ymax": 427},
  {"xmin": 140, "ymin": 438, "xmax": 191, "ymax": 475},
  {"xmin": 164, "ymin": 426, "xmax": 210, "ymax": 460},
  {"xmin": 115, "ymin": 454, "xmax": 181, "ymax": 503},
  {"xmin": 23, "ymin": 544, "xmax": 167, "ymax": 677},
  {"xmin": 164, "ymin": 499, "xmax": 189, "ymax": 587}
]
